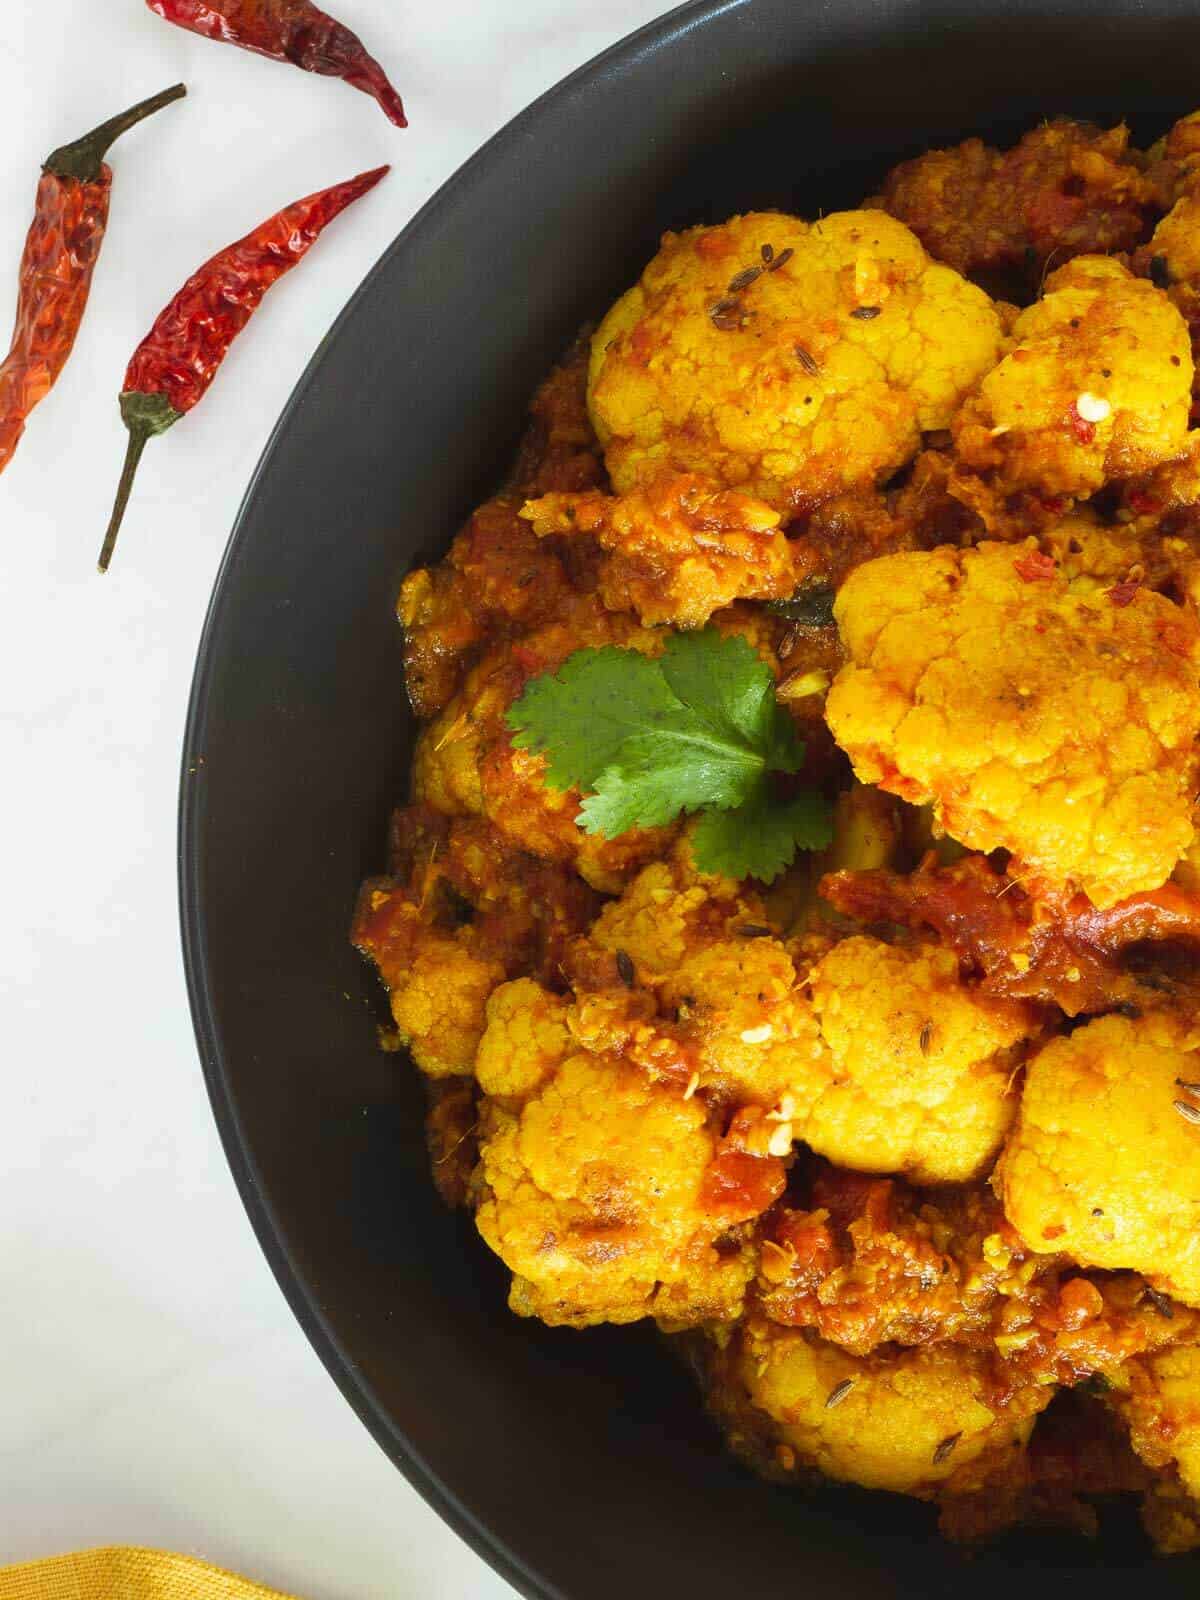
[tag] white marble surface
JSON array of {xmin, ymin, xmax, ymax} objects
[{"xmin": 0, "ymin": 2, "xmax": 676, "ymax": 1593}]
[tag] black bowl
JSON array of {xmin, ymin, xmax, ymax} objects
[{"xmin": 180, "ymin": 1, "xmax": 1200, "ymax": 1594}]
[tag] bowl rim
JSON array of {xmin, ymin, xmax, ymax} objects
[{"xmin": 177, "ymin": 2, "xmax": 742, "ymax": 1595}]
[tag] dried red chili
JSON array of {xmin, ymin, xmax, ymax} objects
[
  {"xmin": 98, "ymin": 165, "xmax": 388, "ymax": 571},
  {"xmin": 0, "ymin": 85, "xmax": 187, "ymax": 478},
  {"xmin": 146, "ymin": 0, "xmax": 406, "ymax": 127}
]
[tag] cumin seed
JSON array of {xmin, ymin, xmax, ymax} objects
[
  {"xmin": 851, "ymin": 305, "xmax": 881, "ymax": 320},
  {"xmin": 768, "ymin": 246, "xmax": 793, "ymax": 272},
  {"xmin": 825, "ymin": 1379, "xmax": 854, "ymax": 1409},
  {"xmin": 932, "ymin": 1432, "xmax": 962, "ymax": 1465},
  {"xmin": 616, "ymin": 949, "xmax": 635, "ymax": 987},
  {"xmin": 919, "ymin": 1022, "xmax": 933, "ymax": 1054},
  {"xmin": 1176, "ymin": 1078, "xmax": 1200, "ymax": 1094},
  {"xmin": 761, "ymin": 242, "xmax": 774, "ymax": 263},
  {"xmin": 1143, "ymin": 1286, "xmax": 1175, "ymax": 1319},
  {"xmin": 1174, "ymin": 1098, "xmax": 1200, "ymax": 1126},
  {"xmin": 729, "ymin": 265, "xmax": 763, "ymax": 293},
  {"xmin": 738, "ymin": 924, "xmax": 774, "ymax": 939},
  {"xmin": 794, "ymin": 344, "xmax": 820, "ymax": 377}
]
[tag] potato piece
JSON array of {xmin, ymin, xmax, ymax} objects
[
  {"xmin": 589, "ymin": 209, "xmax": 1003, "ymax": 515},
  {"xmin": 998, "ymin": 1011, "xmax": 1200, "ymax": 1306}
]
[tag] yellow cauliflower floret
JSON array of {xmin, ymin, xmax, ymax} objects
[
  {"xmin": 355, "ymin": 894, "xmax": 505, "ymax": 1078},
  {"xmin": 998, "ymin": 1011, "xmax": 1200, "ymax": 1307},
  {"xmin": 728, "ymin": 1319, "xmax": 1048, "ymax": 1496},
  {"xmin": 1146, "ymin": 195, "xmax": 1200, "ymax": 285},
  {"xmin": 521, "ymin": 471, "xmax": 796, "ymax": 628},
  {"xmin": 473, "ymin": 1049, "xmax": 753, "ymax": 1329},
  {"xmin": 581, "ymin": 854, "xmax": 831, "ymax": 1112},
  {"xmin": 474, "ymin": 978, "xmax": 571, "ymax": 1099},
  {"xmin": 803, "ymin": 937, "xmax": 1034, "ymax": 1183},
  {"xmin": 588, "ymin": 209, "xmax": 1004, "ymax": 515},
  {"xmin": 953, "ymin": 256, "xmax": 1192, "ymax": 499},
  {"xmin": 825, "ymin": 539, "xmax": 1200, "ymax": 907},
  {"xmin": 1110, "ymin": 1345, "xmax": 1200, "ymax": 1554},
  {"xmin": 413, "ymin": 609, "xmax": 673, "ymax": 894},
  {"xmin": 411, "ymin": 661, "xmax": 498, "ymax": 816}
]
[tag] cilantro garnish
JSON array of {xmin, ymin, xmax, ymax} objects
[{"xmin": 505, "ymin": 628, "xmax": 833, "ymax": 882}]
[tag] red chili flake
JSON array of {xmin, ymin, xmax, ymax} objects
[
  {"xmin": 1013, "ymin": 550, "xmax": 1058, "ymax": 583},
  {"xmin": 1070, "ymin": 409, "xmax": 1097, "ymax": 445},
  {"xmin": 1107, "ymin": 580, "xmax": 1140, "ymax": 607}
]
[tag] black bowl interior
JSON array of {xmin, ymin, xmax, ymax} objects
[{"xmin": 180, "ymin": 1, "xmax": 1200, "ymax": 1595}]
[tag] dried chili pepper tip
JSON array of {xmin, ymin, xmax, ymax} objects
[
  {"xmin": 145, "ymin": 0, "xmax": 406, "ymax": 128},
  {"xmin": 44, "ymin": 84, "xmax": 188, "ymax": 182},
  {"xmin": 98, "ymin": 165, "xmax": 390, "ymax": 573}
]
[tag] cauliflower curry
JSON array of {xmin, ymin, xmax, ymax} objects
[{"xmin": 354, "ymin": 110, "xmax": 1200, "ymax": 1555}]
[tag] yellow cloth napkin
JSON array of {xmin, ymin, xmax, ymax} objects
[{"xmin": 0, "ymin": 1549, "xmax": 302, "ymax": 1600}]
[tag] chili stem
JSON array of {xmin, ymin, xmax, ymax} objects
[
  {"xmin": 98, "ymin": 426, "xmax": 152, "ymax": 573},
  {"xmin": 46, "ymin": 84, "xmax": 187, "ymax": 183}
]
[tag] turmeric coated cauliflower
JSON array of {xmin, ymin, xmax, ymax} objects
[
  {"xmin": 413, "ymin": 601, "xmax": 675, "ymax": 893},
  {"xmin": 952, "ymin": 257, "xmax": 1192, "ymax": 502},
  {"xmin": 569, "ymin": 851, "xmax": 1035, "ymax": 1183},
  {"xmin": 708, "ymin": 1317, "xmax": 1048, "ymax": 1498},
  {"xmin": 588, "ymin": 210, "xmax": 1004, "ymax": 515},
  {"xmin": 825, "ymin": 539, "xmax": 1200, "ymax": 907},
  {"xmin": 471, "ymin": 1031, "xmax": 758, "ymax": 1329},
  {"xmin": 870, "ymin": 119, "xmax": 1158, "ymax": 296},
  {"xmin": 1110, "ymin": 1345, "xmax": 1200, "ymax": 1553},
  {"xmin": 571, "ymin": 850, "xmax": 832, "ymax": 1115},
  {"xmin": 804, "ymin": 937, "xmax": 1035, "ymax": 1183},
  {"xmin": 351, "ymin": 809, "xmax": 599, "ymax": 1078},
  {"xmin": 998, "ymin": 1011, "xmax": 1200, "ymax": 1308},
  {"xmin": 520, "ymin": 471, "xmax": 796, "ymax": 627}
]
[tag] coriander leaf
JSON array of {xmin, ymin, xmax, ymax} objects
[
  {"xmin": 691, "ymin": 784, "xmax": 834, "ymax": 882},
  {"xmin": 660, "ymin": 629, "xmax": 777, "ymax": 754},
  {"xmin": 577, "ymin": 721, "xmax": 764, "ymax": 835},
  {"xmin": 505, "ymin": 646, "xmax": 677, "ymax": 792},
  {"xmin": 505, "ymin": 627, "xmax": 828, "ymax": 882}
]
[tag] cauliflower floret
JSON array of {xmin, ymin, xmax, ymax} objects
[
  {"xmin": 712, "ymin": 1318, "xmax": 1048, "ymax": 1497},
  {"xmin": 577, "ymin": 853, "xmax": 832, "ymax": 1113},
  {"xmin": 569, "ymin": 852, "xmax": 1034, "ymax": 1183},
  {"xmin": 825, "ymin": 540, "xmax": 1200, "ymax": 907},
  {"xmin": 413, "ymin": 602, "xmax": 674, "ymax": 893},
  {"xmin": 952, "ymin": 257, "xmax": 1193, "ymax": 501},
  {"xmin": 588, "ymin": 210, "xmax": 1004, "ymax": 515},
  {"xmin": 1109, "ymin": 1345, "xmax": 1200, "ymax": 1554},
  {"xmin": 472, "ymin": 1045, "xmax": 756, "ymax": 1328},
  {"xmin": 352, "ymin": 888, "xmax": 505, "ymax": 1077},
  {"xmin": 998, "ymin": 1011, "xmax": 1200, "ymax": 1307},
  {"xmin": 870, "ymin": 119, "xmax": 1157, "ymax": 295},
  {"xmin": 474, "ymin": 977, "xmax": 572, "ymax": 1099},
  {"xmin": 520, "ymin": 471, "xmax": 796, "ymax": 627},
  {"xmin": 1140, "ymin": 195, "xmax": 1200, "ymax": 288},
  {"xmin": 803, "ymin": 937, "xmax": 1035, "ymax": 1183}
]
